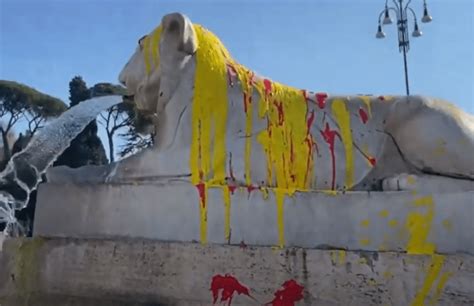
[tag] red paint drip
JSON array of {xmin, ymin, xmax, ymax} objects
[
  {"xmin": 228, "ymin": 153, "xmax": 236, "ymax": 181},
  {"xmin": 320, "ymin": 123, "xmax": 341, "ymax": 190},
  {"xmin": 289, "ymin": 138, "xmax": 296, "ymax": 183},
  {"xmin": 266, "ymin": 279, "xmax": 304, "ymax": 306},
  {"xmin": 315, "ymin": 92, "xmax": 328, "ymax": 109},
  {"xmin": 228, "ymin": 185, "xmax": 237, "ymax": 194},
  {"xmin": 306, "ymin": 110, "xmax": 315, "ymax": 132},
  {"xmin": 210, "ymin": 274, "xmax": 251, "ymax": 306},
  {"xmin": 196, "ymin": 183, "xmax": 206, "ymax": 208},
  {"xmin": 359, "ymin": 107, "xmax": 369, "ymax": 124},
  {"xmin": 246, "ymin": 184, "xmax": 259, "ymax": 194},
  {"xmin": 243, "ymin": 92, "xmax": 249, "ymax": 114},
  {"xmin": 274, "ymin": 101, "xmax": 284, "ymax": 125},
  {"xmin": 264, "ymin": 79, "xmax": 272, "ymax": 96},
  {"xmin": 303, "ymin": 110, "xmax": 316, "ymax": 186}
]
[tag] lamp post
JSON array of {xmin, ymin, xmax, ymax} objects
[{"xmin": 376, "ymin": 0, "xmax": 433, "ymax": 96}]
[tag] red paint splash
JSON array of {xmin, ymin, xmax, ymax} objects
[
  {"xmin": 196, "ymin": 183, "xmax": 206, "ymax": 208},
  {"xmin": 378, "ymin": 95, "xmax": 385, "ymax": 101},
  {"xmin": 320, "ymin": 123, "xmax": 341, "ymax": 190},
  {"xmin": 243, "ymin": 92, "xmax": 250, "ymax": 114},
  {"xmin": 227, "ymin": 185, "xmax": 237, "ymax": 194},
  {"xmin": 368, "ymin": 157, "xmax": 377, "ymax": 167},
  {"xmin": 264, "ymin": 79, "xmax": 272, "ymax": 96},
  {"xmin": 359, "ymin": 107, "xmax": 369, "ymax": 124},
  {"xmin": 226, "ymin": 63, "xmax": 237, "ymax": 87},
  {"xmin": 265, "ymin": 279, "xmax": 305, "ymax": 306},
  {"xmin": 246, "ymin": 184, "xmax": 259, "ymax": 194},
  {"xmin": 315, "ymin": 92, "xmax": 328, "ymax": 109},
  {"xmin": 274, "ymin": 101, "xmax": 284, "ymax": 125},
  {"xmin": 289, "ymin": 138, "xmax": 296, "ymax": 183},
  {"xmin": 303, "ymin": 109, "xmax": 316, "ymax": 187},
  {"xmin": 306, "ymin": 109, "xmax": 315, "ymax": 132},
  {"xmin": 210, "ymin": 274, "xmax": 251, "ymax": 306}
]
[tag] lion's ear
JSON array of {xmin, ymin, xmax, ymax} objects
[{"xmin": 161, "ymin": 13, "xmax": 197, "ymax": 55}]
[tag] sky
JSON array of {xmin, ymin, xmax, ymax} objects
[{"xmin": 0, "ymin": 0, "xmax": 473, "ymax": 158}]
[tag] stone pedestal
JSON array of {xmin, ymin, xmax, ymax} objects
[{"xmin": 33, "ymin": 181, "xmax": 474, "ymax": 255}]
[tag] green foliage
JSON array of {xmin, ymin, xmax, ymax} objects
[
  {"xmin": 0, "ymin": 80, "xmax": 66, "ymax": 117},
  {"xmin": 68, "ymin": 76, "xmax": 90, "ymax": 107},
  {"xmin": 54, "ymin": 76, "xmax": 108, "ymax": 168}
]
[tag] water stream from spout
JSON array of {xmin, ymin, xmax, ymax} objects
[{"xmin": 0, "ymin": 95, "xmax": 123, "ymax": 234}]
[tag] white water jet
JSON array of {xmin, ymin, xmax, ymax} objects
[{"xmin": 0, "ymin": 95, "xmax": 123, "ymax": 235}]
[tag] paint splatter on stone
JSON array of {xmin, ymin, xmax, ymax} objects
[
  {"xmin": 266, "ymin": 279, "xmax": 304, "ymax": 306},
  {"xmin": 210, "ymin": 274, "xmax": 251, "ymax": 305}
]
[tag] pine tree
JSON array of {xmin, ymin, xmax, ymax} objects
[{"xmin": 54, "ymin": 76, "xmax": 108, "ymax": 168}]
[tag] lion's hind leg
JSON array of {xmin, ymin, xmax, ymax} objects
[
  {"xmin": 382, "ymin": 173, "xmax": 473, "ymax": 192},
  {"xmin": 388, "ymin": 96, "xmax": 474, "ymax": 180}
]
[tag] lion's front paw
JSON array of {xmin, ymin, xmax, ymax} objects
[{"xmin": 382, "ymin": 173, "xmax": 418, "ymax": 191}]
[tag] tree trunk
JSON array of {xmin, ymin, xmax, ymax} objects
[
  {"xmin": 1, "ymin": 127, "xmax": 11, "ymax": 162},
  {"xmin": 108, "ymin": 132, "xmax": 114, "ymax": 163}
]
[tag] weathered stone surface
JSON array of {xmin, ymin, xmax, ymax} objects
[
  {"xmin": 34, "ymin": 182, "xmax": 474, "ymax": 255},
  {"xmin": 0, "ymin": 237, "xmax": 473, "ymax": 306}
]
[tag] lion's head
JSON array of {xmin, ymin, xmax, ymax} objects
[{"xmin": 118, "ymin": 13, "xmax": 198, "ymax": 118}]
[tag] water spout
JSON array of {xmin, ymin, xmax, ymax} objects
[{"xmin": 0, "ymin": 95, "xmax": 123, "ymax": 235}]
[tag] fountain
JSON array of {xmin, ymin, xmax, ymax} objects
[
  {"xmin": 0, "ymin": 12, "xmax": 472, "ymax": 306},
  {"xmin": 0, "ymin": 95, "xmax": 123, "ymax": 234}
]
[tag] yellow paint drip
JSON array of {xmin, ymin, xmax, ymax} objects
[
  {"xmin": 410, "ymin": 255, "xmax": 446, "ymax": 306},
  {"xmin": 143, "ymin": 36, "xmax": 152, "ymax": 75},
  {"xmin": 331, "ymin": 99, "xmax": 354, "ymax": 188},
  {"xmin": 275, "ymin": 190, "xmax": 286, "ymax": 248},
  {"xmin": 223, "ymin": 187, "xmax": 231, "ymax": 241},
  {"xmin": 142, "ymin": 25, "xmax": 163, "ymax": 75},
  {"xmin": 254, "ymin": 81, "xmax": 312, "ymax": 192},
  {"xmin": 198, "ymin": 183, "xmax": 208, "ymax": 244},
  {"xmin": 188, "ymin": 25, "xmax": 233, "ymax": 244},
  {"xmin": 338, "ymin": 250, "xmax": 346, "ymax": 265},
  {"xmin": 406, "ymin": 196, "xmax": 436, "ymax": 255},
  {"xmin": 359, "ymin": 96, "xmax": 372, "ymax": 117},
  {"xmin": 231, "ymin": 65, "xmax": 255, "ymax": 186},
  {"xmin": 430, "ymin": 271, "xmax": 453, "ymax": 305}
]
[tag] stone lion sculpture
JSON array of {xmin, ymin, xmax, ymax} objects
[{"xmin": 108, "ymin": 12, "xmax": 473, "ymax": 193}]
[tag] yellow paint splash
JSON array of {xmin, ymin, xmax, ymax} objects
[
  {"xmin": 379, "ymin": 209, "xmax": 389, "ymax": 218},
  {"xmin": 360, "ymin": 219, "xmax": 370, "ymax": 228},
  {"xmin": 359, "ymin": 238, "xmax": 371, "ymax": 246},
  {"xmin": 142, "ymin": 25, "xmax": 163, "ymax": 75},
  {"xmin": 338, "ymin": 250, "xmax": 346, "ymax": 265},
  {"xmin": 410, "ymin": 255, "xmax": 446, "ymax": 306},
  {"xmin": 330, "ymin": 250, "xmax": 346, "ymax": 266},
  {"xmin": 383, "ymin": 270, "xmax": 394, "ymax": 279},
  {"xmin": 430, "ymin": 271, "xmax": 453, "ymax": 305},
  {"xmin": 359, "ymin": 96, "xmax": 372, "ymax": 117},
  {"xmin": 189, "ymin": 25, "xmax": 232, "ymax": 243},
  {"xmin": 388, "ymin": 219, "xmax": 398, "ymax": 228},
  {"xmin": 331, "ymin": 99, "xmax": 354, "ymax": 188},
  {"xmin": 406, "ymin": 196, "xmax": 435, "ymax": 255}
]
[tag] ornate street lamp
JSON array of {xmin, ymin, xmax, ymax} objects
[{"xmin": 376, "ymin": 0, "xmax": 433, "ymax": 95}]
